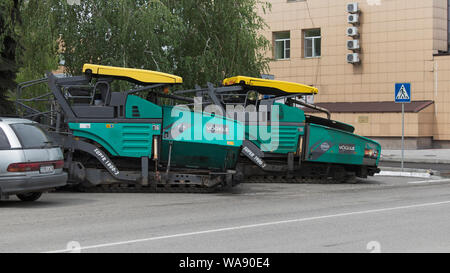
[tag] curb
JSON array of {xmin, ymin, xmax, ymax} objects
[
  {"xmin": 376, "ymin": 171, "xmax": 432, "ymax": 178},
  {"xmin": 376, "ymin": 167, "xmax": 435, "ymax": 178}
]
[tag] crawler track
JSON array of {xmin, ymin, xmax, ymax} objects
[
  {"xmin": 61, "ymin": 173, "xmax": 357, "ymax": 194},
  {"xmin": 243, "ymin": 174, "xmax": 357, "ymax": 184},
  {"xmin": 60, "ymin": 161, "xmax": 369, "ymax": 193},
  {"xmin": 238, "ymin": 161, "xmax": 362, "ymax": 184},
  {"xmin": 63, "ymin": 162, "xmax": 232, "ymax": 193},
  {"xmin": 68, "ymin": 183, "xmax": 222, "ymax": 193}
]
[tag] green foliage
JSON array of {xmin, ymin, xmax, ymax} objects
[
  {"xmin": 15, "ymin": 0, "xmax": 271, "ymax": 97},
  {"xmin": 57, "ymin": 0, "xmax": 271, "ymax": 89},
  {"xmin": 14, "ymin": 0, "xmax": 60, "ymax": 112},
  {"xmin": 164, "ymin": 0, "xmax": 271, "ymax": 88},
  {"xmin": 50, "ymin": 0, "xmax": 185, "ymax": 92},
  {"xmin": 17, "ymin": 0, "xmax": 60, "ymax": 81},
  {"xmin": 0, "ymin": 0, "xmax": 21, "ymax": 115},
  {"xmin": 57, "ymin": 0, "xmax": 181, "ymax": 75}
]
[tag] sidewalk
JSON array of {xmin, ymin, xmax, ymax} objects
[
  {"xmin": 378, "ymin": 149, "xmax": 450, "ymax": 178},
  {"xmin": 381, "ymin": 149, "xmax": 450, "ymax": 164}
]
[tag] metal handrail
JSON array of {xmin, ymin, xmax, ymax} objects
[{"xmin": 287, "ymin": 98, "xmax": 331, "ymax": 120}]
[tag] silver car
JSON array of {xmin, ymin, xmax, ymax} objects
[{"xmin": 0, "ymin": 118, "xmax": 67, "ymax": 202}]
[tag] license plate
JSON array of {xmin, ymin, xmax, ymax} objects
[{"xmin": 40, "ymin": 165, "xmax": 54, "ymax": 174}]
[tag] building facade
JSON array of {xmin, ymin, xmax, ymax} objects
[{"xmin": 259, "ymin": 0, "xmax": 450, "ymax": 148}]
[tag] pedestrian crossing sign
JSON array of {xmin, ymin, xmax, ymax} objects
[{"xmin": 395, "ymin": 83, "xmax": 411, "ymax": 103}]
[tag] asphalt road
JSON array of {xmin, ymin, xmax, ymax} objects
[{"xmin": 1, "ymin": 176, "xmax": 450, "ymax": 253}]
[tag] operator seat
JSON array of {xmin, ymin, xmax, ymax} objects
[
  {"xmin": 71, "ymin": 80, "xmax": 115, "ymax": 119},
  {"xmin": 93, "ymin": 81, "xmax": 111, "ymax": 106}
]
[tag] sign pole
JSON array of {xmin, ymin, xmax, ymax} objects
[
  {"xmin": 401, "ymin": 103, "xmax": 404, "ymax": 172},
  {"xmin": 395, "ymin": 83, "xmax": 411, "ymax": 172}
]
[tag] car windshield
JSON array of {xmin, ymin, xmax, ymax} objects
[{"xmin": 10, "ymin": 123, "xmax": 54, "ymax": 149}]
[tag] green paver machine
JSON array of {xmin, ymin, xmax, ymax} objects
[
  {"xmin": 17, "ymin": 64, "xmax": 381, "ymax": 190},
  {"xmin": 175, "ymin": 76, "xmax": 381, "ymax": 183},
  {"xmin": 16, "ymin": 64, "xmax": 244, "ymax": 192}
]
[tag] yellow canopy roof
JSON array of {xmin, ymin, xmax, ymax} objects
[
  {"xmin": 223, "ymin": 76, "xmax": 318, "ymax": 95},
  {"xmin": 82, "ymin": 64, "xmax": 183, "ymax": 85}
]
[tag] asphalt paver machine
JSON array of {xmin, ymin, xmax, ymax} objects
[
  {"xmin": 16, "ymin": 64, "xmax": 244, "ymax": 192},
  {"xmin": 175, "ymin": 76, "xmax": 381, "ymax": 183}
]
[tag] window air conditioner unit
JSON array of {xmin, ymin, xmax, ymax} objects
[
  {"xmin": 347, "ymin": 40, "xmax": 360, "ymax": 50},
  {"xmin": 347, "ymin": 27, "xmax": 359, "ymax": 37},
  {"xmin": 347, "ymin": 3, "xmax": 359, "ymax": 13},
  {"xmin": 348, "ymin": 14, "xmax": 359, "ymax": 24},
  {"xmin": 347, "ymin": 53, "xmax": 361, "ymax": 64}
]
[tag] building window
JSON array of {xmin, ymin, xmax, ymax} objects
[
  {"xmin": 304, "ymin": 29, "xmax": 321, "ymax": 58},
  {"xmin": 274, "ymin": 32, "xmax": 290, "ymax": 60}
]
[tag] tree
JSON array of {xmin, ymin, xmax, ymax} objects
[
  {"xmin": 14, "ymin": 0, "xmax": 272, "ymax": 96},
  {"xmin": 0, "ymin": 0, "xmax": 21, "ymax": 115},
  {"xmin": 56, "ymin": 0, "xmax": 271, "ymax": 89},
  {"xmin": 56, "ymin": 0, "xmax": 182, "ymax": 76},
  {"xmin": 13, "ymin": 0, "xmax": 63, "ymax": 113},
  {"xmin": 16, "ymin": 0, "xmax": 60, "ymax": 83},
  {"xmin": 164, "ymin": 0, "xmax": 271, "ymax": 88}
]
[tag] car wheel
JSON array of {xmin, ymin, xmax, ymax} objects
[{"xmin": 17, "ymin": 192, "xmax": 43, "ymax": 202}]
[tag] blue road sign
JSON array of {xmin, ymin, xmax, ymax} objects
[{"xmin": 395, "ymin": 83, "xmax": 411, "ymax": 103}]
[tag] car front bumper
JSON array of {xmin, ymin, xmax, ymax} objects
[{"xmin": 0, "ymin": 172, "xmax": 68, "ymax": 195}]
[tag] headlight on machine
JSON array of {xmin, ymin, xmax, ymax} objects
[{"xmin": 364, "ymin": 148, "xmax": 379, "ymax": 159}]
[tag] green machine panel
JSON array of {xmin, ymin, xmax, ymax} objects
[
  {"xmin": 305, "ymin": 123, "xmax": 381, "ymax": 166},
  {"xmin": 69, "ymin": 122, "xmax": 161, "ymax": 158},
  {"xmin": 160, "ymin": 106, "xmax": 244, "ymax": 171},
  {"xmin": 246, "ymin": 125, "xmax": 302, "ymax": 154},
  {"xmin": 69, "ymin": 95, "xmax": 163, "ymax": 158},
  {"xmin": 246, "ymin": 102, "xmax": 306, "ymax": 154},
  {"xmin": 125, "ymin": 95, "xmax": 162, "ymax": 119}
]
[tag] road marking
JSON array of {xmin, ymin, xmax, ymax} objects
[
  {"xmin": 408, "ymin": 179, "xmax": 450, "ymax": 185},
  {"xmin": 44, "ymin": 200, "xmax": 450, "ymax": 253}
]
